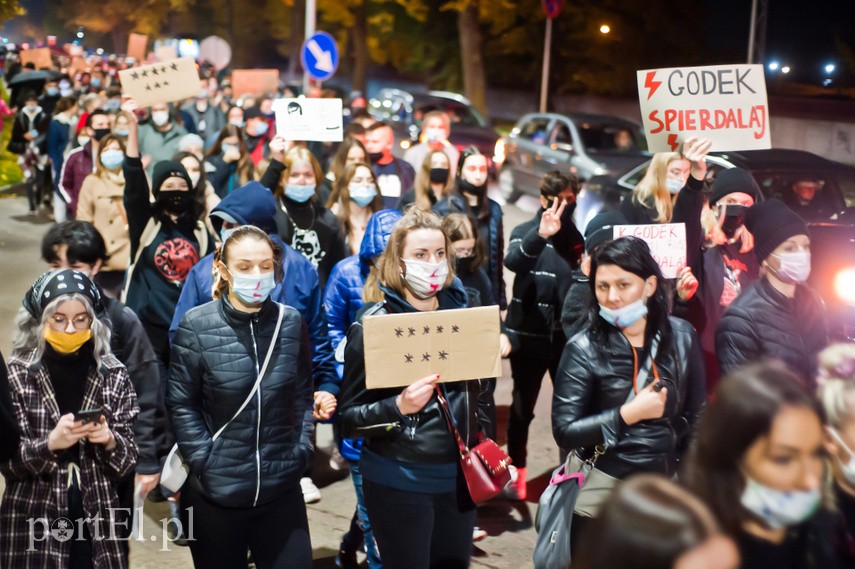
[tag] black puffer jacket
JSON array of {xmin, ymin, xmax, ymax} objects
[
  {"xmin": 552, "ymin": 317, "xmax": 706, "ymax": 479},
  {"xmin": 339, "ymin": 281, "xmax": 492, "ymax": 463},
  {"xmin": 716, "ymin": 277, "xmax": 828, "ymax": 385},
  {"xmin": 167, "ymin": 297, "xmax": 314, "ymax": 508}
]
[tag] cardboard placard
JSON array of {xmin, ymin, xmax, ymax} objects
[
  {"xmin": 127, "ymin": 33, "xmax": 148, "ymax": 62},
  {"xmin": 363, "ymin": 306, "xmax": 501, "ymax": 389},
  {"xmin": 64, "ymin": 43, "xmax": 83, "ymax": 57},
  {"xmin": 271, "ymin": 98, "xmax": 343, "ymax": 142},
  {"xmin": 118, "ymin": 57, "xmax": 202, "ymax": 108},
  {"xmin": 70, "ymin": 57, "xmax": 88, "ymax": 73},
  {"xmin": 154, "ymin": 45, "xmax": 178, "ymax": 62},
  {"xmin": 231, "ymin": 69, "xmax": 279, "ymax": 98},
  {"xmin": 637, "ymin": 64, "xmax": 771, "ymax": 153},
  {"xmin": 20, "ymin": 47, "xmax": 52, "ymax": 69},
  {"xmin": 613, "ymin": 223, "xmax": 686, "ymax": 279}
]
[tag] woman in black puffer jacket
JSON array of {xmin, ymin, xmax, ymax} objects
[
  {"xmin": 552, "ymin": 236, "xmax": 707, "ymax": 547},
  {"xmin": 339, "ymin": 208, "xmax": 493, "ymax": 569},
  {"xmin": 167, "ymin": 226, "xmax": 315, "ymax": 569}
]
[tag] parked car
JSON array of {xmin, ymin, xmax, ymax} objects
[
  {"xmin": 368, "ymin": 88, "xmax": 502, "ymax": 171},
  {"xmin": 574, "ymin": 148, "xmax": 855, "ymax": 340},
  {"xmin": 497, "ymin": 112, "xmax": 650, "ymax": 202}
]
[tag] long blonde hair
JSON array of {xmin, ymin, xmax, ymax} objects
[
  {"xmin": 818, "ymin": 343, "xmax": 855, "ymax": 429},
  {"xmin": 632, "ymin": 152, "xmax": 688, "ymax": 223}
]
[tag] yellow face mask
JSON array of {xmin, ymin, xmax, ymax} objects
[{"xmin": 44, "ymin": 328, "xmax": 92, "ymax": 354}]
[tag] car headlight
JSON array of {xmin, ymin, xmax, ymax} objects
[
  {"xmin": 493, "ymin": 138, "xmax": 506, "ymax": 166},
  {"xmin": 834, "ymin": 267, "xmax": 855, "ymax": 306}
]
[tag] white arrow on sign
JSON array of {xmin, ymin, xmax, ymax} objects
[{"xmin": 307, "ymin": 39, "xmax": 334, "ymax": 73}]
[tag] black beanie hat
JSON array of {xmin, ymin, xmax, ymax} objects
[
  {"xmin": 744, "ymin": 199, "xmax": 809, "ymax": 263},
  {"xmin": 151, "ymin": 161, "xmax": 192, "ymax": 197},
  {"xmin": 584, "ymin": 210, "xmax": 628, "ymax": 254},
  {"xmin": 710, "ymin": 167, "xmax": 760, "ymax": 205}
]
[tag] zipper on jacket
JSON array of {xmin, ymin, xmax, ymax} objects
[
  {"xmin": 408, "ymin": 414, "xmax": 419, "ymax": 439},
  {"xmin": 250, "ymin": 319, "xmax": 262, "ymax": 507},
  {"xmin": 464, "ymin": 384, "xmax": 471, "ymax": 445},
  {"xmin": 355, "ymin": 421, "xmax": 401, "ymax": 432}
]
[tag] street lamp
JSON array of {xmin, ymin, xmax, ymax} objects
[
  {"xmin": 599, "ymin": 24, "xmax": 611, "ymax": 34},
  {"xmin": 825, "ymin": 63, "xmax": 836, "ymax": 74},
  {"xmin": 768, "ymin": 61, "xmax": 779, "ymax": 71},
  {"xmin": 781, "ymin": 65, "xmax": 791, "ymax": 74}
]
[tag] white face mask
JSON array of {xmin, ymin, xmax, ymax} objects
[
  {"xmin": 78, "ymin": 136, "xmax": 91, "ymax": 146},
  {"xmin": 188, "ymin": 171, "xmax": 201, "ymax": 187},
  {"xmin": 828, "ymin": 428, "xmax": 855, "ymax": 485},
  {"xmin": 771, "ymin": 250, "xmax": 811, "ymax": 283},
  {"xmin": 151, "ymin": 111, "xmax": 170, "ymax": 127},
  {"xmin": 740, "ymin": 476, "xmax": 821, "ymax": 529},
  {"xmin": 401, "ymin": 258, "xmax": 448, "ymax": 299}
]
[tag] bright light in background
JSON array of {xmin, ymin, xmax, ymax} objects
[
  {"xmin": 835, "ymin": 268, "xmax": 855, "ymax": 306},
  {"xmin": 781, "ymin": 66, "xmax": 791, "ymax": 74},
  {"xmin": 599, "ymin": 24, "xmax": 611, "ymax": 34},
  {"xmin": 768, "ymin": 61, "xmax": 780, "ymax": 71},
  {"xmin": 825, "ymin": 63, "xmax": 836, "ymax": 74}
]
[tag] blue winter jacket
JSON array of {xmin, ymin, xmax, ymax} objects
[
  {"xmin": 170, "ymin": 182, "xmax": 340, "ymax": 395},
  {"xmin": 324, "ymin": 209, "xmax": 403, "ymax": 358}
]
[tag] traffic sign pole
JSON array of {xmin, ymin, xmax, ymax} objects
[
  {"xmin": 539, "ymin": 16, "xmax": 553, "ymax": 113},
  {"xmin": 303, "ymin": 0, "xmax": 316, "ymax": 93}
]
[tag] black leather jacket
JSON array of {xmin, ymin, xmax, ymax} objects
[
  {"xmin": 167, "ymin": 296, "xmax": 314, "ymax": 508},
  {"xmin": 552, "ymin": 316, "xmax": 706, "ymax": 479},
  {"xmin": 339, "ymin": 281, "xmax": 492, "ymax": 464}
]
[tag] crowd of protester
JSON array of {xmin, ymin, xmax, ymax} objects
[{"xmin": 0, "ymin": 50, "xmax": 853, "ymax": 569}]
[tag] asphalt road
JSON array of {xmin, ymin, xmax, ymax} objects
[{"xmin": 0, "ymin": 187, "xmax": 559, "ymax": 569}]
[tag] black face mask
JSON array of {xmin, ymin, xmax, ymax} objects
[
  {"xmin": 719, "ymin": 204, "xmax": 746, "ymax": 239},
  {"xmin": 430, "ymin": 167, "xmax": 450, "ymax": 184},
  {"xmin": 368, "ymin": 151, "xmax": 385, "ymax": 163},
  {"xmin": 159, "ymin": 191, "xmax": 193, "ymax": 214},
  {"xmin": 93, "ymin": 128, "xmax": 111, "ymax": 142},
  {"xmin": 458, "ymin": 177, "xmax": 486, "ymax": 197}
]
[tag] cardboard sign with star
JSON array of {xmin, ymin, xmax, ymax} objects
[
  {"xmin": 119, "ymin": 57, "xmax": 202, "ymax": 108},
  {"xmin": 362, "ymin": 306, "xmax": 501, "ymax": 389}
]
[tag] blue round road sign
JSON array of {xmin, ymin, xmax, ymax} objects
[
  {"xmin": 301, "ymin": 31, "xmax": 339, "ymax": 82},
  {"xmin": 542, "ymin": 0, "xmax": 563, "ymax": 19}
]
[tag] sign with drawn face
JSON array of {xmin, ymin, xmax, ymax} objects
[
  {"xmin": 272, "ymin": 98, "xmax": 344, "ymax": 142},
  {"xmin": 362, "ymin": 306, "xmax": 502, "ymax": 389},
  {"xmin": 637, "ymin": 64, "xmax": 771, "ymax": 153},
  {"xmin": 118, "ymin": 57, "xmax": 202, "ymax": 108}
]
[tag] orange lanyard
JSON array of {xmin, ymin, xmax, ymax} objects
[{"xmin": 632, "ymin": 345, "xmax": 660, "ymax": 394}]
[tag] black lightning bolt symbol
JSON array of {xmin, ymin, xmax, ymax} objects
[{"xmin": 451, "ymin": 325, "xmax": 460, "ymax": 333}]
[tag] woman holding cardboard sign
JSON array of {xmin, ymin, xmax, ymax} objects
[{"xmin": 339, "ymin": 207, "xmax": 493, "ymax": 569}]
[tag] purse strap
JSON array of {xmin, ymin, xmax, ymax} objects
[
  {"xmin": 434, "ymin": 385, "xmax": 470, "ymax": 459},
  {"xmin": 623, "ymin": 332, "xmax": 661, "ymax": 405},
  {"xmin": 212, "ymin": 303, "xmax": 285, "ymax": 442}
]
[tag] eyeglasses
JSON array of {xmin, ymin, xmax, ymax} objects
[{"xmin": 49, "ymin": 315, "xmax": 92, "ymax": 331}]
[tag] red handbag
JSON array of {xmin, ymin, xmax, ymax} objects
[{"xmin": 435, "ymin": 385, "xmax": 512, "ymax": 504}]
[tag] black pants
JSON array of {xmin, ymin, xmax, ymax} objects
[
  {"xmin": 363, "ymin": 477, "xmax": 476, "ymax": 569},
  {"xmin": 507, "ymin": 331, "xmax": 566, "ymax": 468},
  {"xmin": 181, "ymin": 485, "xmax": 312, "ymax": 569},
  {"xmin": 67, "ymin": 473, "xmax": 94, "ymax": 569}
]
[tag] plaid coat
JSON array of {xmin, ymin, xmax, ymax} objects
[{"xmin": 0, "ymin": 349, "xmax": 139, "ymax": 569}]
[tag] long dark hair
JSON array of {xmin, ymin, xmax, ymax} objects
[
  {"xmin": 457, "ymin": 146, "xmax": 491, "ymax": 222},
  {"xmin": 572, "ymin": 474, "xmax": 722, "ymax": 569},
  {"xmin": 683, "ymin": 361, "xmax": 824, "ymax": 537},
  {"xmin": 586, "ymin": 237, "xmax": 672, "ymax": 353}
]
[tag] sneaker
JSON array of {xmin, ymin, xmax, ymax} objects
[
  {"xmin": 503, "ymin": 466, "xmax": 527, "ymax": 501},
  {"xmin": 472, "ymin": 526, "xmax": 488, "ymax": 542},
  {"xmin": 301, "ymin": 477, "xmax": 321, "ymax": 503},
  {"xmin": 335, "ymin": 540, "xmax": 360, "ymax": 569}
]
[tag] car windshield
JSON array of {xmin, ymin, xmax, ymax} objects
[
  {"xmin": 753, "ymin": 170, "xmax": 853, "ymax": 221},
  {"xmin": 577, "ymin": 121, "xmax": 646, "ymax": 152},
  {"xmin": 413, "ymin": 100, "xmax": 488, "ymax": 128}
]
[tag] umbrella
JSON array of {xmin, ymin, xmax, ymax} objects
[{"xmin": 8, "ymin": 69, "xmax": 62, "ymax": 86}]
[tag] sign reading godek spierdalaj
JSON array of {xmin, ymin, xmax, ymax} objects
[
  {"xmin": 271, "ymin": 98, "xmax": 344, "ymax": 142},
  {"xmin": 614, "ymin": 223, "xmax": 686, "ymax": 279},
  {"xmin": 637, "ymin": 64, "xmax": 770, "ymax": 153}
]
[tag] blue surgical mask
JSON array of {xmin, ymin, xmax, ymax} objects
[
  {"xmin": 46, "ymin": 87, "xmax": 59, "ymax": 97},
  {"xmin": 349, "ymin": 185, "xmax": 378, "ymax": 207},
  {"xmin": 740, "ymin": 476, "xmax": 821, "ymax": 529},
  {"xmin": 221, "ymin": 143, "xmax": 240, "ymax": 156},
  {"xmin": 99, "ymin": 149, "xmax": 124, "ymax": 170},
  {"xmin": 220, "ymin": 226, "xmax": 239, "ymax": 243},
  {"xmin": 666, "ymin": 178, "xmax": 683, "ymax": 194},
  {"xmin": 284, "ymin": 184, "xmax": 316, "ymax": 203},
  {"xmin": 103, "ymin": 99, "xmax": 121, "ymax": 111},
  {"xmin": 90, "ymin": 78, "xmax": 101, "ymax": 88},
  {"xmin": 599, "ymin": 297, "xmax": 648, "ymax": 328},
  {"xmin": 253, "ymin": 121, "xmax": 269, "ymax": 136},
  {"xmin": 227, "ymin": 269, "xmax": 276, "ymax": 305},
  {"xmin": 114, "ymin": 128, "xmax": 129, "ymax": 138}
]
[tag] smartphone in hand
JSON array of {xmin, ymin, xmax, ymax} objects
[{"xmin": 74, "ymin": 407, "xmax": 104, "ymax": 425}]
